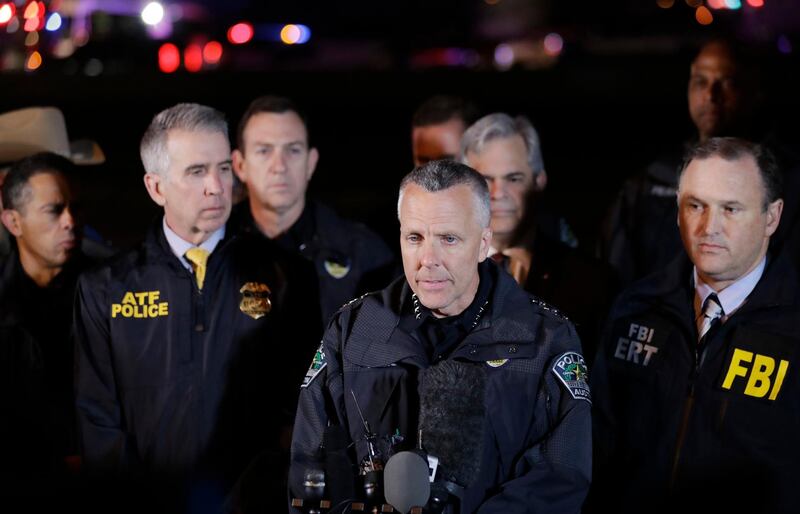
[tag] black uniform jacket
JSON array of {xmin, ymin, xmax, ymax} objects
[
  {"xmin": 74, "ymin": 220, "xmax": 319, "ymax": 478},
  {"xmin": 591, "ymin": 252, "xmax": 800, "ymax": 514},
  {"xmin": 290, "ymin": 261, "xmax": 592, "ymax": 513},
  {"xmin": 233, "ymin": 201, "xmax": 397, "ymax": 327},
  {"xmin": 0, "ymin": 249, "xmax": 92, "ymax": 488}
]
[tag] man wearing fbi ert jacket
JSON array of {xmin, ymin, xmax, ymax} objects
[
  {"xmin": 590, "ymin": 137, "xmax": 800, "ymax": 514},
  {"xmin": 289, "ymin": 160, "xmax": 591, "ymax": 513}
]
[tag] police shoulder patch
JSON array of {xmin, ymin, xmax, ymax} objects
[
  {"xmin": 301, "ymin": 342, "xmax": 327, "ymax": 388},
  {"xmin": 551, "ymin": 351, "xmax": 591, "ymax": 403}
]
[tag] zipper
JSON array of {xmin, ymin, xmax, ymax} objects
[{"xmin": 669, "ymin": 334, "xmax": 706, "ymax": 488}]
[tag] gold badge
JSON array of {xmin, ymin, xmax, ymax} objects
[{"xmin": 239, "ymin": 282, "xmax": 272, "ymax": 320}]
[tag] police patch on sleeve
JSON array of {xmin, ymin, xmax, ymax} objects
[
  {"xmin": 551, "ymin": 352, "xmax": 591, "ymax": 403},
  {"xmin": 301, "ymin": 342, "xmax": 327, "ymax": 388}
]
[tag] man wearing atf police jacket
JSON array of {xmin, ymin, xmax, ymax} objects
[
  {"xmin": 74, "ymin": 104, "xmax": 319, "ymax": 507},
  {"xmin": 590, "ymin": 138, "xmax": 799, "ymax": 514},
  {"xmin": 290, "ymin": 161, "xmax": 591, "ymax": 514}
]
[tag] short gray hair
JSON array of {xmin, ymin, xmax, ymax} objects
[
  {"xmin": 140, "ymin": 103, "xmax": 228, "ymax": 175},
  {"xmin": 460, "ymin": 113, "xmax": 544, "ymax": 174},
  {"xmin": 398, "ymin": 160, "xmax": 491, "ymax": 228}
]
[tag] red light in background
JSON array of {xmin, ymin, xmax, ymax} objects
[
  {"xmin": 158, "ymin": 42, "xmax": 180, "ymax": 73},
  {"xmin": 227, "ymin": 22, "xmax": 253, "ymax": 45},
  {"xmin": 23, "ymin": 15, "xmax": 39, "ymax": 31},
  {"xmin": 746, "ymin": 0, "xmax": 764, "ymax": 6},
  {"xmin": 203, "ymin": 41, "xmax": 223, "ymax": 64},
  {"xmin": 184, "ymin": 43, "xmax": 203, "ymax": 72}
]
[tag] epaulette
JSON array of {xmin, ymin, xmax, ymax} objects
[
  {"xmin": 529, "ymin": 296, "xmax": 570, "ymax": 322},
  {"xmin": 337, "ymin": 291, "xmax": 373, "ymax": 313}
]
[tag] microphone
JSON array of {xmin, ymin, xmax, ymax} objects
[
  {"xmin": 383, "ymin": 451, "xmax": 431, "ymax": 514},
  {"xmin": 417, "ymin": 359, "xmax": 487, "ymax": 508}
]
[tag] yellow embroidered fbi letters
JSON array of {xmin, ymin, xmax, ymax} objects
[
  {"xmin": 721, "ymin": 348, "xmax": 789, "ymax": 401},
  {"xmin": 111, "ymin": 291, "xmax": 169, "ymax": 319}
]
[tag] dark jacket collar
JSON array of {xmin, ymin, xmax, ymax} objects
[
  {"xmin": 612, "ymin": 250, "xmax": 799, "ymax": 331},
  {"xmin": 343, "ymin": 260, "xmax": 542, "ymax": 367}
]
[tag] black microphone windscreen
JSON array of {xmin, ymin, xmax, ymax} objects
[
  {"xmin": 383, "ymin": 451, "xmax": 431, "ymax": 514},
  {"xmin": 418, "ymin": 360, "xmax": 487, "ymax": 487}
]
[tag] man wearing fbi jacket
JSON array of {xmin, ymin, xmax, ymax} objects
[{"xmin": 590, "ymin": 137, "xmax": 800, "ymax": 514}]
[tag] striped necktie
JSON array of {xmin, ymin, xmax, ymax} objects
[{"xmin": 697, "ymin": 293, "xmax": 723, "ymax": 342}]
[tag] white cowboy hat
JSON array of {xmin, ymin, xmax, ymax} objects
[{"xmin": 0, "ymin": 106, "xmax": 105, "ymax": 165}]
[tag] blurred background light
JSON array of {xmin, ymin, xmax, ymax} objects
[
  {"xmin": 203, "ymin": 41, "xmax": 222, "ymax": 64},
  {"xmin": 24, "ymin": 30, "xmax": 38, "ymax": 46},
  {"xmin": 494, "ymin": 43, "xmax": 514, "ymax": 70},
  {"xmin": 778, "ymin": 35, "xmax": 792, "ymax": 54},
  {"xmin": 227, "ymin": 22, "xmax": 253, "ymax": 44},
  {"xmin": 158, "ymin": 42, "xmax": 180, "ymax": 73},
  {"xmin": 696, "ymin": 5, "xmax": 714, "ymax": 24},
  {"xmin": 45, "ymin": 12, "xmax": 61, "ymax": 31},
  {"xmin": 543, "ymin": 33, "xmax": 563, "ymax": 56},
  {"xmin": 25, "ymin": 50, "xmax": 42, "ymax": 71},
  {"xmin": 141, "ymin": 2, "xmax": 165, "ymax": 26},
  {"xmin": 0, "ymin": 3, "xmax": 14, "ymax": 25},
  {"xmin": 24, "ymin": 1, "xmax": 39, "ymax": 20},
  {"xmin": 183, "ymin": 43, "xmax": 202, "ymax": 72},
  {"xmin": 279, "ymin": 23, "xmax": 310, "ymax": 45}
]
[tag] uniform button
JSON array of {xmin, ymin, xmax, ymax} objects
[
  {"xmin": 195, "ymin": 324, "xmax": 204, "ymax": 332},
  {"xmin": 470, "ymin": 348, "xmax": 477, "ymax": 355},
  {"xmin": 508, "ymin": 345, "xmax": 517, "ymax": 354}
]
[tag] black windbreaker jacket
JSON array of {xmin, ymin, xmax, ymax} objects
[
  {"xmin": 74, "ymin": 220, "xmax": 320, "ymax": 478},
  {"xmin": 591, "ymin": 252, "xmax": 800, "ymax": 514}
]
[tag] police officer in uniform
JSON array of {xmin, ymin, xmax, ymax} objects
[
  {"xmin": 232, "ymin": 96, "xmax": 396, "ymax": 327},
  {"xmin": 0, "ymin": 152, "xmax": 93, "ymax": 498},
  {"xmin": 74, "ymin": 104, "xmax": 315, "ymax": 509},
  {"xmin": 591, "ymin": 138, "xmax": 798, "ymax": 513},
  {"xmin": 290, "ymin": 160, "xmax": 591, "ymax": 513}
]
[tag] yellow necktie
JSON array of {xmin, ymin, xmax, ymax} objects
[{"xmin": 185, "ymin": 247, "xmax": 210, "ymax": 290}]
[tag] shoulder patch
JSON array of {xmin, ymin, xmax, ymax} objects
[
  {"xmin": 530, "ymin": 297, "xmax": 570, "ymax": 322},
  {"xmin": 551, "ymin": 351, "xmax": 591, "ymax": 403},
  {"xmin": 301, "ymin": 342, "xmax": 327, "ymax": 388}
]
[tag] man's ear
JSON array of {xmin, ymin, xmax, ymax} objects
[
  {"xmin": 533, "ymin": 170, "xmax": 548, "ymax": 192},
  {"xmin": 306, "ymin": 147, "xmax": 319, "ymax": 181},
  {"xmin": 478, "ymin": 227, "xmax": 493, "ymax": 262},
  {"xmin": 765, "ymin": 198, "xmax": 784, "ymax": 237},
  {"xmin": 232, "ymin": 149, "xmax": 247, "ymax": 182},
  {"xmin": 1, "ymin": 209, "xmax": 22, "ymax": 237},
  {"xmin": 143, "ymin": 172, "xmax": 167, "ymax": 207}
]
